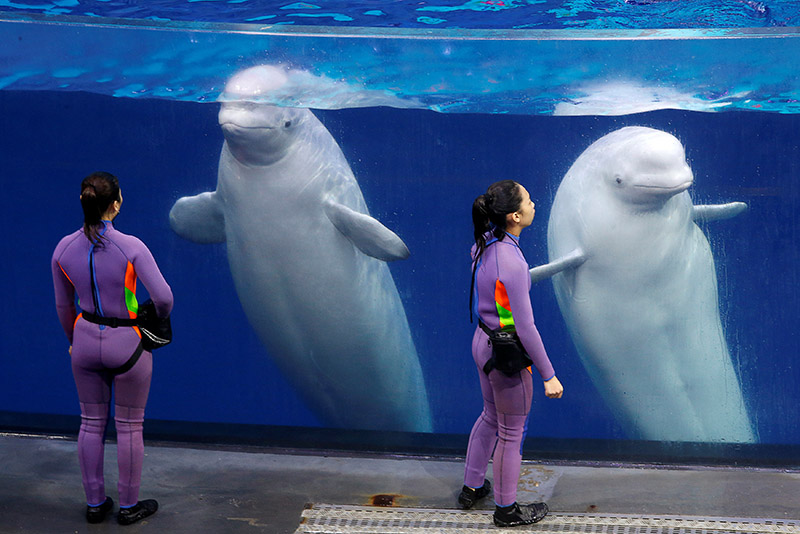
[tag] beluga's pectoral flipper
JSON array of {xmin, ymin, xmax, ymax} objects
[
  {"xmin": 529, "ymin": 248, "xmax": 586, "ymax": 284},
  {"xmin": 324, "ymin": 199, "xmax": 410, "ymax": 262},
  {"xmin": 693, "ymin": 201, "xmax": 748, "ymax": 222},
  {"xmin": 169, "ymin": 191, "xmax": 226, "ymax": 244}
]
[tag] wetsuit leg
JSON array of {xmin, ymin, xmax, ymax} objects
[
  {"xmin": 112, "ymin": 349, "xmax": 153, "ymax": 507},
  {"xmin": 71, "ymin": 335, "xmax": 113, "ymax": 506},
  {"xmin": 489, "ymin": 365, "xmax": 533, "ymax": 506},
  {"xmin": 464, "ymin": 328, "xmax": 499, "ymax": 489},
  {"xmin": 463, "ymin": 328, "xmax": 534, "ymax": 506}
]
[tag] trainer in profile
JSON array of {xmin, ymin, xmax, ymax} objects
[
  {"xmin": 51, "ymin": 172, "xmax": 173, "ymax": 525},
  {"xmin": 459, "ymin": 180, "xmax": 563, "ymax": 528}
]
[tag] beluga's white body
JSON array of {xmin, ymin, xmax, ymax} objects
[
  {"xmin": 530, "ymin": 126, "xmax": 754, "ymax": 443},
  {"xmin": 170, "ymin": 66, "xmax": 432, "ymax": 432}
]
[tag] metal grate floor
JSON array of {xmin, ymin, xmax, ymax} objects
[{"xmin": 295, "ymin": 504, "xmax": 800, "ymax": 534}]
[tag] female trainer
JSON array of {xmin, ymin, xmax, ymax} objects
[
  {"xmin": 459, "ymin": 180, "xmax": 563, "ymax": 528},
  {"xmin": 51, "ymin": 171, "xmax": 173, "ymax": 525}
]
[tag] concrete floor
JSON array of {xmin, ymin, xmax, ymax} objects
[{"xmin": 1, "ymin": 433, "xmax": 798, "ymax": 533}]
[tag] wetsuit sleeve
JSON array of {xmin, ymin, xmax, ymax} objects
[
  {"xmin": 51, "ymin": 249, "xmax": 77, "ymax": 344},
  {"xmin": 131, "ymin": 239, "xmax": 174, "ymax": 318},
  {"xmin": 496, "ymin": 245, "xmax": 556, "ymax": 381}
]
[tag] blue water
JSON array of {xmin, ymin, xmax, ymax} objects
[
  {"xmin": 2, "ymin": 89, "xmax": 799, "ymax": 447},
  {"xmin": 2, "ymin": 7, "xmax": 800, "ymax": 114},
  {"xmin": 1, "ymin": 0, "xmax": 799, "ymax": 29}
]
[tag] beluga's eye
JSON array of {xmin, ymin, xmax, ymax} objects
[
  {"xmin": 615, "ymin": 175, "xmax": 623, "ymax": 184},
  {"xmin": 284, "ymin": 120, "xmax": 292, "ymax": 128}
]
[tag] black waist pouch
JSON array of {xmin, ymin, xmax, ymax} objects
[
  {"xmin": 479, "ymin": 321, "xmax": 533, "ymax": 377},
  {"xmin": 137, "ymin": 299, "xmax": 172, "ymax": 351}
]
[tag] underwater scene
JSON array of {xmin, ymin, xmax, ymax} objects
[{"xmin": 1, "ymin": 3, "xmax": 800, "ymax": 463}]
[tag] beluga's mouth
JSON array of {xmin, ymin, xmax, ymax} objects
[
  {"xmin": 634, "ymin": 180, "xmax": 693, "ymax": 194},
  {"xmin": 220, "ymin": 123, "xmax": 277, "ymax": 136}
]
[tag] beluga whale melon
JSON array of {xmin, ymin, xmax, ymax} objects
[
  {"xmin": 530, "ymin": 126, "xmax": 755, "ymax": 443},
  {"xmin": 170, "ymin": 65, "xmax": 432, "ymax": 432}
]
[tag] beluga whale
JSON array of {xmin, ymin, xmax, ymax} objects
[
  {"xmin": 169, "ymin": 65, "xmax": 432, "ymax": 432},
  {"xmin": 530, "ymin": 126, "xmax": 755, "ymax": 443}
]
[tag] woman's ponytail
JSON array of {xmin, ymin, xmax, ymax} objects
[
  {"xmin": 472, "ymin": 194, "xmax": 492, "ymax": 261},
  {"xmin": 80, "ymin": 172, "xmax": 120, "ymax": 245}
]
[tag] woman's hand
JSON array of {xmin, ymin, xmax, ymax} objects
[
  {"xmin": 69, "ymin": 346, "xmax": 72, "ymax": 356},
  {"xmin": 544, "ymin": 376, "xmax": 563, "ymax": 399}
]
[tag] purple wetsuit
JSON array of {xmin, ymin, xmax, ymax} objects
[
  {"xmin": 51, "ymin": 221, "xmax": 173, "ymax": 507},
  {"xmin": 463, "ymin": 233, "xmax": 555, "ymax": 507}
]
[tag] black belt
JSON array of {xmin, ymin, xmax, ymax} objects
[
  {"xmin": 478, "ymin": 320, "xmax": 494, "ymax": 337},
  {"xmin": 82, "ymin": 311, "xmax": 138, "ymax": 328},
  {"xmin": 111, "ymin": 342, "xmax": 144, "ymax": 375},
  {"xmin": 81, "ymin": 311, "xmax": 145, "ymax": 375}
]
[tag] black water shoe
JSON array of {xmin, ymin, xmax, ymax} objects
[
  {"xmin": 493, "ymin": 501, "xmax": 548, "ymax": 527},
  {"xmin": 457, "ymin": 479, "xmax": 492, "ymax": 509},
  {"xmin": 117, "ymin": 499, "xmax": 158, "ymax": 525},
  {"xmin": 86, "ymin": 496, "xmax": 113, "ymax": 524}
]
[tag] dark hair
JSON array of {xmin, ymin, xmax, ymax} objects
[
  {"xmin": 80, "ymin": 171, "xmax": 120, "ymax": 245},
  {"xmin": 472, "ymin": 180, "xmax": 523, "ymax": 263}
]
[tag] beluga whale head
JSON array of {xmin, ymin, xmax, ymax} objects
[
  {"xmin": 218, "ymin": 65, "xmax": 309, "ymax": 166},
  {"xmin": 591, "ymin": 127, "xmax": 694, "ymax": 209}
]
